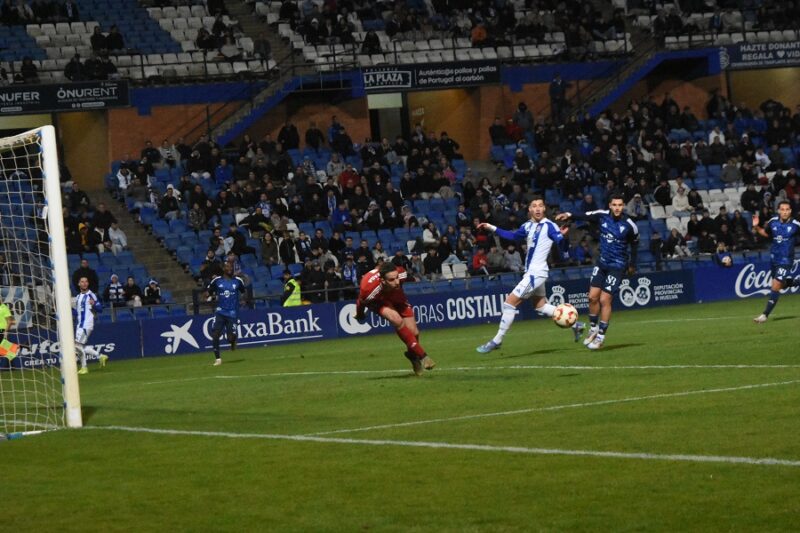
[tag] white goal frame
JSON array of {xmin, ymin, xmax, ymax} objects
[
  {"xmin": 41, "ymin": 125, "xmax": 82, "ymax": 428},
  {"xmin": 0, "ymin": 125, "xmax": 82, "ymax": 432}
]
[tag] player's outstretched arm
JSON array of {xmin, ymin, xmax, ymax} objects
[
  {"xmin": 478, "ymin": 222, "xmax": 527, "ymax": 242},
  {"xmin": 354, "ymin": 299, "xmax": 366, "ymax": 322}
]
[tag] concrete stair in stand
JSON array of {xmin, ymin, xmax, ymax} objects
[{"xmin": 91, "ymin": 190, "xmax": 199, "ymax": 304}]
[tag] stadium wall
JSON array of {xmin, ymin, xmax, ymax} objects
[
  {"xmin": 238, "ymin": 92, "xmax": 372, "ymax": 153},
  {"xmin": 58, "ymin": 111, "xmax": 108, "ymax": 190},
  {"xmin": 728, "ymin": 67, "xmax": 800, "ymax": 110},
  {"xmin": 108, "ymin": 102, "xmax": 235, "ymax": 161},
  {"xmin": 612, "ymin": 73, "xmax": 727, "ymax": 118},
  {"xmin": 8, "ymin": 261, "xmax": 795, "ymax": 367}
]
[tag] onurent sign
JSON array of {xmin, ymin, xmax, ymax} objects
[
  {"xmin": 363, "ymin": 61, "xmax": 501, "ymax": 92},
  {"xmin": 0, "ymin": 80, "xmax": 130, "ymax": 114}
]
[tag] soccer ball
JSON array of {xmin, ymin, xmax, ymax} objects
[
  {"xmin": 721, "ymin": 255, "xmax": 732, "ymax": 267},
  {"xmin": 553, "ymin": 303, "xmax": 578, "ymax": 328}
]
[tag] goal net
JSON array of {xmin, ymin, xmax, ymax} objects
[{"xmin": 0, "ymin": 126, "xmax": 81, "ymax": 436}]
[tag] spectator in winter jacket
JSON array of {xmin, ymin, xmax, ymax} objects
[
  {"xmin": 103, "ymin": 274, "xmax": 126, "ymax": 306},
  {"xmin": 143, "ymin": 279, "xmax": 162, "ymax": 305},
  {"xmin": 123, "ymin": 276, "xmax": 143, "ymax": 307}
]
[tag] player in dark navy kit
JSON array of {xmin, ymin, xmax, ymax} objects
[
  {"xmin": 206, "ymin": 261, "xmax": 247, "ymax": 365},
  {"xmin": 751, "ymin": 200, "xmax": 800, "ymax": 323},
  {"xmin": 557, "ymin": 193, "xmax": 639, "ymax": 350}
]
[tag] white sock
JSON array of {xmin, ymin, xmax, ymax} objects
[
  {"xmin": 84, "ymin": 345, "xmax": 99, "ymax": 358},
  {"xmin": 77, "ymin": 345, "xmax": 87, "ymax": 368},
  {"xmin": 537, "ymin": 303, "xmax": 556, "ymax": 317},
  {"xmin": 492, "ymin": 303, "xmax": 518, "ymax": 345}
]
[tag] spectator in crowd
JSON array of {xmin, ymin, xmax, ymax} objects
[
  {"xmin": 121, "ymin": 276, "xmax": 142, "ymax": 307},
  {"xmin": 687, "ymin": 189, "xmax": 704, "ymax": 211},
  {"xmin": 471, "ymin": 246, "xmax": 490, "ymax": 276},
  {"xmin": 106, "ymin": 25, "xmax": 124, "ymax": 51},
  {"xmin": 188, "ymin": 202, "xmax": 207, "ymax": 232},
  {"xmin": 422, "ymin": 248, "xmax": 442, "ymax": 280},
  {"xmin": 158, "ymin": 187, "xmax": 181, "ymax": 220},
  {"xmin": 626, "ymin": 193, "xmax": 648, "ymax": 220},
  {"xmin": 103, "ymin": 273, "xmax": 126, "ymax": 306},
  {"xmin": 663, "ymin": 228, "xmax": 690, "ymax": 258},
  {"xmin": 721, "ymin": 158, "xmax": 742, "ymax": 185},
  {"xmin": 549, "ymin": 73, "xmax": 567, "ymax": 122},
  {"xmin": 72, "ymin": 258, "xmax": 98, "ymax": 293},
  {"xmin": 17, "ymin": 56, "xmax": 38, "ymax": 83},
  {"xmin": 64, "ymin": 54, "xmax": 84, "ymax": 81},
  {"xmin": 90, "ymin": 25, "xmax": 106, "ymax": 52},
  {"xmin": 672, "ymin": 186, "xmax": 691, "ymax": 215},
  {"xmin": 740, "ymin": 183, "xmax": 761, "ymax": 212},
  {"xmin": 142, "ymin": 279, "xmax": 161, "ymax": 305},
  {"xmin": 108, "ymin": 221, "xmax": 127, "ymax": 255}
]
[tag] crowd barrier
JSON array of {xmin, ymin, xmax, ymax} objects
[{"xmin": 7, "ymin": 260, "xmax": 797, "ymax": 367}]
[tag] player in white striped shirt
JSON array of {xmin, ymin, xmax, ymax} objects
[
  {"xmin": 476, "ymin": 196, "xmax": 585, "ymax": 353},
  {"xmin": 74, "ymin": 276, "xmax": 108, "ymax": 374}
]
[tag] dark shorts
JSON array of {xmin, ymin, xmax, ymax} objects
[
  {"xmin": 589, "ymin": 265, "xmax": 625, "ymax": 295},
  {"xmin": 211, "ymin": 314, "xmax": 238, "ymax": 336},
  {"xmin": 772, "ymin": 264, "xmax": 792, "ymax": 283}
]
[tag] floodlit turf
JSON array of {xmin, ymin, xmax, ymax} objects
[{"xmin": 3, "ymin": 297, "xmax": 800, "ymax": 531}]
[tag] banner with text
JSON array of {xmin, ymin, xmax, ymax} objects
[
  {"xmin": 721, "ymin": 41, "xmax": 800, "ymax": 70},
  {"xmin": 139, "ymin": 306, "xmax": 339, "ymax": 357},
  {"xmin": 694, "ymin": 260, "xmax": 800, "ymax": 302},
  {"xmin": 4, "ymin": 320, "xmax": 141, "ymax": 369},
  {"xmin": 363, "ymin": 61, "xmax": 500, "ymax": 92},
  {"xmin": 545, "ymin": 269, "xmax": 695, "ymax": 311},
  {"xmin": 0, "ymin": 80, "xmax": 130, "ymax": 115},
  {"xmin": 335, "ymin": 287, "xmax": 525, "ymax": 337}
]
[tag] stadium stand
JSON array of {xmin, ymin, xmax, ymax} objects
[{"xmin": 101, "ymin": 91, "xmax": 800, "ymax": 311}]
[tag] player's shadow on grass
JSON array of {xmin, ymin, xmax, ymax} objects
[
  {"xmin": 770, "ymin": 316, "xmax": 797, "ymax": 322},
  {"xmin": 218, "ymin": 358, "xmax": 246, "ymax": 364},
  {"xmin": 599, "ymin": 343, "xmax": 643, "ymax": 351},
  {"xmin": 81, "ymin": 406, "xmax": 98, "ymax": 423},
  {"xmin": 368, "ymin": 373, "xmax": 421, "ymax": 380},
  {"xmin": 499, "ymin": 348, "xmax": 565, "ymax": 359}
]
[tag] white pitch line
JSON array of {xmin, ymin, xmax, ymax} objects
[
  {"xmin": 307, "ymin": 379, "xmax": 800, "ymax": 436},
  {"xmin": 86, "ymin": 425, "xmax": 800, "ymax": 468},
  {"xmin": 142, "ymin": 364, "xmax": 800, "ymax": 386}
]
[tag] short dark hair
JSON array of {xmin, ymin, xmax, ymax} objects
[
  {"xmin": 609, "ymin": 192, "xmax": 625, "ymax": 203},
  {"xmin": 530, "ymin": 194, "xmax": 544, "ymax": 204},
  {"xmin": 777, "ymin": 200, "xmax": 792, "ymax": 209},
  {"xmin": 379, "ymin": 262, "xmax": 398, "ymax": 278}
]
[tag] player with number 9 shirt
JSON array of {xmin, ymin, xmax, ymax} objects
[
  {"xmin": 751, "ymin": 200, "xmax": 800, "ymax": 323},
  {"xmin": 556, "ymin": 193, "xmax": 639, "ymax": 350}
]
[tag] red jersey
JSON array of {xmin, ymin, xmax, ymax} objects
[{"xmin": 356, "ymin": 266, "xmax": 412, "ymax": 316}]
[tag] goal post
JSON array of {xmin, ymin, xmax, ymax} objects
[
  {"xmin": 0, "ymin": 125, "xmax": 82, "ymax": 434},
  {"xmin": 41, "ymin": 126, "xmax": 82, "ymax": 428}
]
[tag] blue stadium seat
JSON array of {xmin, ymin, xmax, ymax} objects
[{"xmin": 115, "ymin": 309, "xmax": 135, "ymax": 321}]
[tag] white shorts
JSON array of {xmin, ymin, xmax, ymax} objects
[
  {"xmin": 511, "ymin": 273, "xmax": 547, "ymax": 300},
  {"xmin": 75, "ymin": 327, "xmax": 92, "ymax": 345}
]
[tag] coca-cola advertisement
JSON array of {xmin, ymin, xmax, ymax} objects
[{"xmin": 694, "ymin": 260, "xmax": 800, "ymax": 302}]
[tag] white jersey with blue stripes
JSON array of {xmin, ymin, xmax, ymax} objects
[
  {"xmin": 521, "ymin": 218, "xmax": 563, "ymax": 275},
  {"xmin": 75, "ymin": 291, "xmax": 99, "ymax": 331},
  {"xmin": 494, "ymin": 217, "xmax": 564, "ymax": 276}
]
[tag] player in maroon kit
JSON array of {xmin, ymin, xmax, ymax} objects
[{"xmin": 355, "ymin": 262, "xmax": 436, "ymax": 375}]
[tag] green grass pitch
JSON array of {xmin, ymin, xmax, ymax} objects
[{"xmin": 3, "ymin": 297, "xmax": 800, "ymax": 531}]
